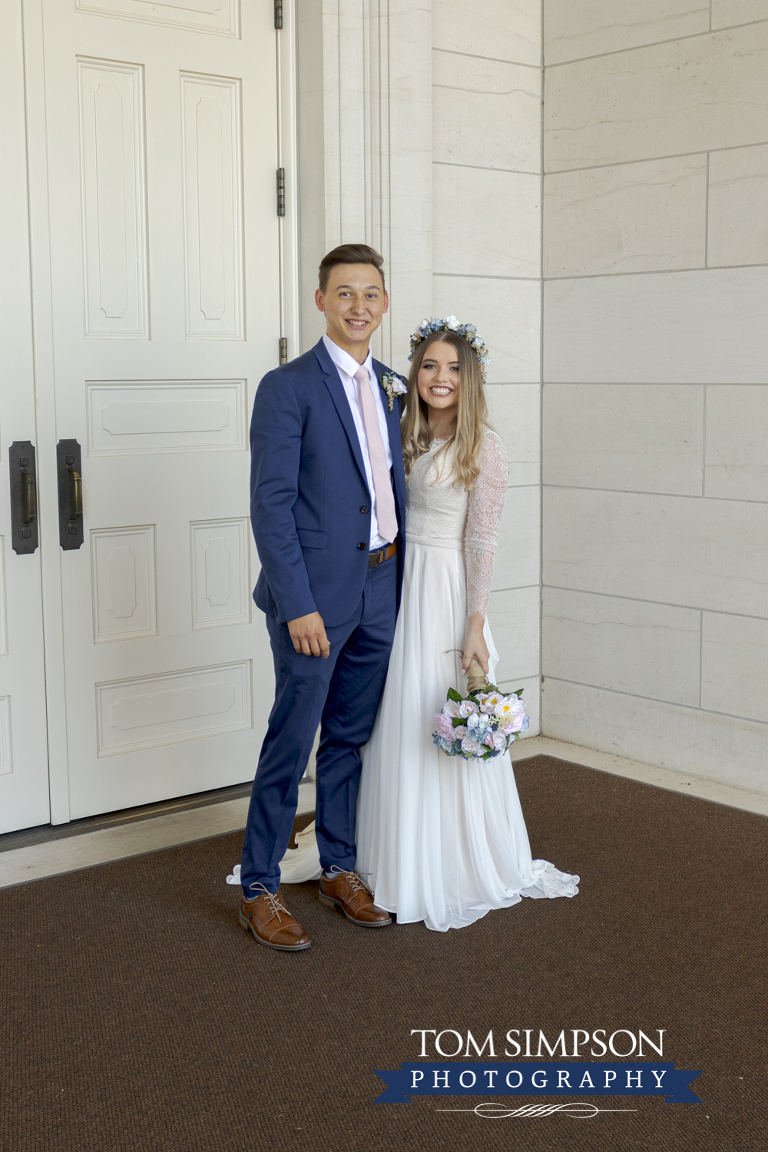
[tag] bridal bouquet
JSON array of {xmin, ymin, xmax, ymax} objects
[{"xmin": 433, "ymin": 683, "xmax": 528, "ymax": 762}]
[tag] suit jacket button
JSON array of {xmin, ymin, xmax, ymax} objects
[
  {"xmin": 360, "ymin": 505, "xmax": 370, "ymax": 514},
  {"xmin": 358, "ymin": 542, "xmax": 366, "ymax": 550}
]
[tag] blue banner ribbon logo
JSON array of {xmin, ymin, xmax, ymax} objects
[{"xmin": 373, "ymin": 1062, "xmax": 702, "ymax": 1104}]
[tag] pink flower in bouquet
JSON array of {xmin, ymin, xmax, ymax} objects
[
  {"xmin": 459, "ymin": 699, "xmax": 479, "ymax": 718},
  {"xmin": 434, "ymin": 712, "xmax": 455, "ymax": 740},
  {"xmin": 453, "ymin": 724, "xmax": 467, "ymax": 739},
  {"xmin": 461, "ymin": 736, "xmax": 483, "ymax": 756},
  {"xmin": 506, "ymin": 714, "xmax": 527, "ymax": 733},
  {"xmin": 485, "ymin": 730, "xmax": 507, "ymax": 751},
  {"xmin": 442, "ymin": 700, "xmax": 462, "ymax": 719}
]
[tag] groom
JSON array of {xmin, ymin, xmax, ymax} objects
[{"xmin": 239, "ymin": 243, "xmax": 407, "ymax": 951}]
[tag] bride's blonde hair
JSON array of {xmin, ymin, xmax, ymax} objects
[{"xmin": 401, "ymin": 330, "xmax": 490, "ymax": 490}]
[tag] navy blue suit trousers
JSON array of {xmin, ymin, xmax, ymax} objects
[{"xmin": 240, "ymin": 551, "xmax": 397, "ymax": 894}]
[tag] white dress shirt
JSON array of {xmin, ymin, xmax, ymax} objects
[{"xmin": 322, "ymin": 334, "xmax": 394, "ymax": 549}]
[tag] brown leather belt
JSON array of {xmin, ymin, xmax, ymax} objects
[{"xmin": 368, "ymin": 541, "xmax": 398, "ymax": 567}]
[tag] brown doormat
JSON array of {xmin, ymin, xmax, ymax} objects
[{"xmin": 1, "ymin": 755, "xmax": 764, "ymax": 1152}]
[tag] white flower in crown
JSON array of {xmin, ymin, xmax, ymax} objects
[
  {"xmin": 408, "ymin": 315, "xmax": 492, "ymax": 381},
  {"xmin": 379, "ymin": 370, "xmax": 408, "ymax": 412}
]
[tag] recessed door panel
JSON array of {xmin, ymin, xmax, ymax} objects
[
  {"xmin": 87, "ymin": 380, "xmax": 247, "ymax": 454},
  {"xmin": 76, "ymin": 0, "xmax": 240, "ymax": 38},
  {"xmin": 77, "ymin": 58, "xmax": 149, "ymax": 338},
  {"xmin": 181, "ymin": 73, "xmax": 244, "ymax": 339},
  {"xmin": 91, "ymin": 525, "xmax": 157, "ymax": 642}
]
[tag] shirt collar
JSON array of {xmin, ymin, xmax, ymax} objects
[{"xmin": 322, "ymin": 333, "xmax": 374, "ymax": 381}]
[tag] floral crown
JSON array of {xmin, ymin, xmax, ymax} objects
[{"xmin": 408, "ymin": 316, "xmax": 491, "ymax": 381}]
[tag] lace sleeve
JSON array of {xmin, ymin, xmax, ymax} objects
[{"xmin": 464, "ymin": 431, "xmax": 508, "ymax": 619}]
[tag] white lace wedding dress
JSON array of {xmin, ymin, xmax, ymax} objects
[
  {"xmin": 258, "ymin": 431, "xmax": 579, "ymax": 931},
  {"xmin": 355, "ymin": 431, "xmax": 578, "ymax": 931}
]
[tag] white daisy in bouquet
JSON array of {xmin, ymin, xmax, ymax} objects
[{"xmin": 433, "ymin": 681, "xmax": 528, "ymax": 762}]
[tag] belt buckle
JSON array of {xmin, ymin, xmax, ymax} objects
[{"xmin": 368, "ymin": 546, "xmax": 384, "ymax": 568}]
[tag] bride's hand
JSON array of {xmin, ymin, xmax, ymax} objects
[{"xmin": 461, "ymin": 613, "xmax": 489, "ymax": 675}]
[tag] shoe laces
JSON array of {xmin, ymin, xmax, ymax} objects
[
  {"xmin": 250, "ymin": 883, "xmax": 289, "ymax": 920},
  {"xmin": 328, "ymin": 866, "xmax": 372, "ymax": 896}
]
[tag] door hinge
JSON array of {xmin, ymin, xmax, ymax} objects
[
  {"xmin": 274, "ymin": 0, "xmax": 283, "ymax": 30},
  {"xmin": 279, "ymin": 337, "xmax": 288, "ymax": 365},
  {"xmin": 277, "ymin": 167, "xmax": 286, "ymax": 217}
]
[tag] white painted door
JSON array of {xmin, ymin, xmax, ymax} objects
[
  {"xmin": 0, "ymin": 4, "xmax": 51, "ymax": 834},
  {"xmin": 30, "ymin": 0, "xmax": 281, "ymax": 818}
]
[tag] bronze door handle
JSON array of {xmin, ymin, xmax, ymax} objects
[
  {"xmin": 9, "ymin": 442, "xmax": 39, "ymax": 554},
  {"xmin": 69, "ymin": 470, "xmax": 82, "ymax": 520},
  {"xmin": 21, "ymin": 470, "xmax": 37, "ymax": 526},
  {"xmin": 56, "ymin": 440, "xmax": 84, "ymax": 550}
]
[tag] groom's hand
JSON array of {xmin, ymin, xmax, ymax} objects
[{"xmin": 288, "ymin": 611, "xmax": 331, "ymax": 658}]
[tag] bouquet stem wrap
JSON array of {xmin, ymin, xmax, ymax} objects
[{"xmin": 465, "ymin": 657, "xmax": 488, "ymax": 695}]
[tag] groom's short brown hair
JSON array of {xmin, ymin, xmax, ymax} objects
[{"xmin": 318, "ymin": 243, "xmax": 385, "ymax": 293}]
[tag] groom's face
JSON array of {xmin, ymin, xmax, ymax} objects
[{"xmin": 315, "ymin": 263, "xmax": 388, "ymax": 360}]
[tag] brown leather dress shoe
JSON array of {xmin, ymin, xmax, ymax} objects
[
  {"xmin": 239, "ymin": 884, "xmax": 311, "ymax": 951},
  {"xmin": 318, "ymin": 867, "xmax": 392, "ymax": 927}
]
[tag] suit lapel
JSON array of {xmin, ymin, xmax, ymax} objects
[{"xmin": 313, "ymin": 339, "xmax": 368, "ymax": 485}]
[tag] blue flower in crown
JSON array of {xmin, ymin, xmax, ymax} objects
[{"xmin": 408, "ymin": 315, "xmax": 491, "ymax": 380}]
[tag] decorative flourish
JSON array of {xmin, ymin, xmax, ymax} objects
[
  {"xmin": 379, "ymin": 370, "xmax": 408, "ymax": 412},
  {"xmin": 408, "ymin": 316, "xmax": 491, "ymax": 380},
  {"xmin": 436, "ymin": 1102, "xmax": 637, "ymax": 1120}
]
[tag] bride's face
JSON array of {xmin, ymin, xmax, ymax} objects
[{"xmin": 417, "ymin": 340, "xmax": 460, "ymax": 413}]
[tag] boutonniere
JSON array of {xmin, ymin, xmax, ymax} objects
[{"xmin": 379, "ymin": 371, "xmax": 408, "ymax": 413}]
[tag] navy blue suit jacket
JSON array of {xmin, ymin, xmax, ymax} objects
[{"xmin": 251, "ymin": 338, "xmax": 407, "ymax": 628}]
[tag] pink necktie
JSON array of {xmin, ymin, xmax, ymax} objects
[{"xmin": 354, "ymin": 365, "xmax": 398, "ymax": 544}]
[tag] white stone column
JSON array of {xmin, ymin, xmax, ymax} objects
[{"xmin": 298, "ymin": 0, "xmax": 432, "ymax": 373}]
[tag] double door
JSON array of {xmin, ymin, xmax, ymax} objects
[{"xmin": 1, "ymin": 0, "xmax": 289, "ymax": 834}]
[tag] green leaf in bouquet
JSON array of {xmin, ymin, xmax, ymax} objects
[
  {"xmin": 451, "ymin": 717, "xmax": 465, "ymax": 727},
  {"xmin": 514, "ymin": 689, "xmax": 524, "ymax": 698},
  {"xmin": 447, "ymin": 687, "xmax": 463, "ymax": 703}
]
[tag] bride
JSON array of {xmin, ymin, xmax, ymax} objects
[{"xmin": 277, "ymin": 317, "xmax": 578, "ymax": 931}]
